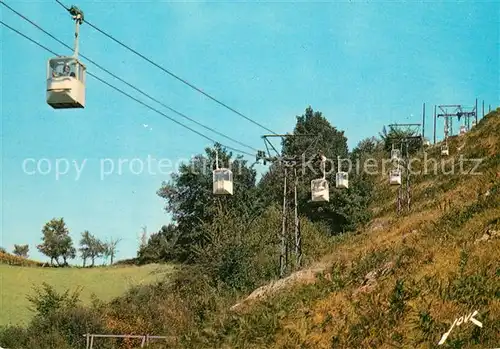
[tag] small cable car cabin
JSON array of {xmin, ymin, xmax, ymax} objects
[
  {"xmin": 391, "ymin": 149, "xmax": 401, "ymax": 161},
  {"xmin": 213, "ymin": 168, "xmax": 233, "ymax": 195},
  {"xmin": 441, "ymin": 144, "xmax": 449, "ymax": 156},
  {"xmin": 47, "ymin": 57, "xmax": 86, "ymax": 109},
  {"xmin": 311, "ymin": 178, "xmax": 329, "ymax": 202},
  {"xmin": 336, "ymin": 172, "xmax": 349, "ymax": 189},
  {"xmin": 389, "ymin": 169, "xmax": 402, "ymax": 185},
  {"xmin": 472, "ymin": 120, "xmax": 476, "ymax": 127},
  {"xmin": 459, "ymin": 125, "xmax": 466, "ymax": 135}
]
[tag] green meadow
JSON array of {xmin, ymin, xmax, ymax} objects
[{"xmin": 0, "ymin": 264, "xmax": 174, "ymax": 326}]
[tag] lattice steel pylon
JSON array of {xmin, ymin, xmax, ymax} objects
[
  {"xmin": 395, "ymin": 140, "xmax": 416, "ymax": 215},
  {"xmin": 257, "ymin": 133, "xmax": 319, "ymax": 278},
  {"xmin": 278, "ymin": 164, "xmax": 302, "ymax": 277},
  {"xmin": 388, "ymin": 123, "xmax": 423, "ymax": 215},
  {"xmin": 433, "ymin": 102, "xmax": 478, "ymax": 143}
]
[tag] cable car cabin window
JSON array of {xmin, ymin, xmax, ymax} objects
[
  {"xmin": 311, "ymin": 179, "xmax": 329, "ymax": 202},
  {"xmin": 336, "ymin": 172, "xmax": 349, "ymax": 189},
  {"xmin": 48, "ymin": 58, "xmax": 82, "ymax": 81},
  {"xmin": 389, "ymin": 170, "xmax": 402, "ymax": 185},
  {"xmin": 311, "ymin": 179, "xmax": 328, "ymax": 192},
  {"xmin": 213, "ymin": 169, "xmax": 232, "ymax": 182},
  {"xmin": 337, "ymin": 172, "xmax": 347, "ymax": 180}
]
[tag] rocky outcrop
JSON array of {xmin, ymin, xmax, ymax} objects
[
  {"xmin": 352, "ymin": 261, "xmax": 395, "ymax": 298},
  {"xmin": 474, "ymin": 228, "xmax": 499, "ymax": 244}
]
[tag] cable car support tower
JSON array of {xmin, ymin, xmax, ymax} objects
[
  {"xmin": 433, "ymin": 102, "xmax": 478, "ymax": 144},
  {"xmin": 256, "ymin": 134, "xmax": 318, "ymax": 278},
  {"xmin": 388, "ymin": 123, "xmax": 423, "ymax": 215}
]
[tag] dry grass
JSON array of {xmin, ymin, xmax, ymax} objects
[{"xmin": 221, "ymin": 109, "xmax": 500, "ymax": 348}]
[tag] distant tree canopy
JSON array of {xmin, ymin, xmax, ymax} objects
[
  {"xmin": 379, "ymin": 126, "xmax": 422, "ymax": 155},
  {"xmin": 37, "ymin": 218, "xmax": 76, "ymax": 266},
  {"xmin": 13, "ymin": 244, "xmax": 29, "ymax": 258},
  {"xmin": 137, "ymin": 224, "xmax": 178, "ymax": 264},
  {"xmin": 30, "ymin": 219, "xmax": 118, "ymax": 267},
  {"xmin": 282, "ymin": 106, "xmax": 349, "ymax": 160},
  {"xmin": 104, "ymin": 237, "xmax": 121, "ymax": 265},
  {"xmin": 79, "ymin": 231, "xmax": 106, "ymax": 267},
  {"xmin": 350, "ymin": 136, "xmax": 382, "ymax": 160}
]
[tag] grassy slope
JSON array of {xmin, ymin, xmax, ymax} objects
[
  {"xmin": 0, "ymin": 264, "xmax": 174, "ymax": 326},
  {"xmin": 221, "ymin": 109, "xmax": 500, "ymax": 348}
]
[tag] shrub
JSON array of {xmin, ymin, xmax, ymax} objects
[{"xmin": 0, "ymin": 252, "xmax": 43, "ymax": 267}]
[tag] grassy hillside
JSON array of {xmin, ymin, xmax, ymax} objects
[
  {"xmin": 1, "ymin": 109, "xmax": 497, "ymax": 349},
  {"xmin": 218, "ymin": 109, "xmax": 500, "ymax": 348},
  {"xmin": 0, "ymin": 263, "xmax": 174, "ymax": 326}
]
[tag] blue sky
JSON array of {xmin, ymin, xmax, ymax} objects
[{"xmin": 1, "ymin": 0, "xmax": 498, "ymax": 263}]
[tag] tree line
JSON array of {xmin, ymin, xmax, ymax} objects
[{"xmin": 8, "ymin": 218, "xmax": 121, "ymax": 267}]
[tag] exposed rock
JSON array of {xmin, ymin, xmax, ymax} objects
[
  {"xmin": 474, "ymin": 229, "xmax": 499, "ymax": 244},
  {"xmin": 230, "ymin": 265, "xmax": 326, "ymax": 312},
  {"xmin": 352, "ymin": 261, "xmax": 395, "ymax": 298},
  {"xmin": 380, "ymin": 261, "xmax": 395, "ymax": 276},
  {"xmin": 352, "ymin": 283, "xmax": 376, "ymax": 297}
]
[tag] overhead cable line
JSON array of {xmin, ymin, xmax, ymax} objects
[
  {"xmin": 0, "ymin": 1, "xmax": 259, "ymax": 154},
  {"xmin": 0, "ymin": 19, "xmax": 255, "ymax": 157},
  {"xmin": 54, "ymin": 0, "xmax": 279, "ymax": 136}
]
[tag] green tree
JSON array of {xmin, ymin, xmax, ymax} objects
[
  {"xmin": 350, "ymin": 136, "xmax": 382, "ymax": 160},
  {"xmin": 103, "ymin": 237, "xmax": 121, "ymax": 265},
  {"xmin": 157, "ymin": 144, "xmax": 257, "ymax": 263},
  {"xmin": 79, "ymin": 231, "xmax": 91, "ymax": 267},
  {"xmin": 379, "ymin": 126, "xmax": 422, "ymax": 155},
  {"xmin": 13, "ymin": 244, "xmax": 29, "ymax": 258},
  {"xmin": 37, "ymin": 218, "xmax": 75, "ymax": 266},
  {"xmin": 259, "ymin": 106, "xmax": 349, "ymax": 204},
  {"xmin": 79, "ymin": 231, "xmax": 105, "ymax": 267},
  {"xmin": 137, "ymin": 224, "xmax": 179, "ymax": 264}
]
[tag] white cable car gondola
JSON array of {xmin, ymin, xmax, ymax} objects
[
  {"xmin": 336, "ymin": 172, "xmax": 348, "ymax": 189},
  {"xmin": 47, "ymin": 57, "xmax": 86, "ymax": 108},
  {"xmin": 213, "ymin": 151, "xmax": 233, "ymax": 195},
  {"xmin": 213, "ymin": 168, "xmax": 233, "ymax": 195},
  {"xmin": 311, "ymin": 155, "xmax": 329, "ymax": 202},
  {"xmin": 311, "ymin": 178, "xmax": 329, "ymax": 202},
  {"xmin": 459, "ymin": 125, "xmax": 466, "ymax": 136},
  {"xmin": 389, "ymin": 169, "xmax": 402, "ymax": 186},
  {"xmin": 391, "ymin": 148, "xmax": 401, "ymax": 162},
  {"xmin": 472, "ymin": 120, "xmax": 476, "ymax": 128},
  {"xmin": 441, "ymin": 144, "xmax": 449, "ymax": 156},
  {"xmin": 335, "ymin": 156, "xmax": 348, "ymax": 189},
  {"xmin": 47, "ymin": 6, "xmax": 86, "ymax": 109}
]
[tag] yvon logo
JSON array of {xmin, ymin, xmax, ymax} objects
[{"xmin": 438, "ymin": 310, "xmax": 483, "ymax": 345}]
